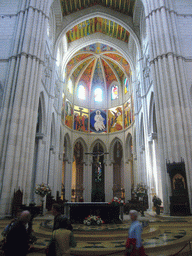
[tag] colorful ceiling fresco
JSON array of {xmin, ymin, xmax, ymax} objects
[
  {"xmin": 101, "ymin": 59, "xmax": 117, "ymax": 88},
  {"xmin": 66, "ymin": 17, "xmax": 130, "ymax": 43},
  {"xmin": 66, "ymin": 43, "xmax": 131, "ymax": 90},
  {"xmin": 60, "ymin": 0, "xmax": 136, "ymax": 17}
]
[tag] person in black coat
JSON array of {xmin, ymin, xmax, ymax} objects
[
  {"xmin": 4, "ymin": 210, "xmax": 31, "ymax": 256},
  {"xmin": 51, "ymin": 203, "xmax": 73, "ymax": 231}
]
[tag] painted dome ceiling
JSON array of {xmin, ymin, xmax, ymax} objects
[
  {"xmin": 60, "ymin": 0, "xmax": 136, "ymax": 17},
  {"xmin": 66, "ymin": 43, "xmax": 131, "ymax": 89}
]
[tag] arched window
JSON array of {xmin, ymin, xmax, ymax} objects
[
  {"xmin": 124, "ymin": 78, "xmax": 129, "ymax": 94},
  {"xmin": 78, "ymin": 84, "xmax": 86, "ymax": 100},
  {"xmin": 111, "ymin": 85, "xmax": 118, "ymax": 100},
  {"xmin": 94, "ymin": 88, "xmax": 102, "ymax": 102},
  {"xmin": 68, "ymin": 78, "xmax": 73, "ymax": 94}
]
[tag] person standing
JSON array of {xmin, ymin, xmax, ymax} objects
[
  {"xmin": 4, "ymin": 210, "xmax": 31, "ymax": 256},
  {"xmin": 51, "ymin": 203, "xmax": 72, "ymax": 231},
  {"xmin": 125, "ymin": 210, "xmax": 146, "ymax": 256}
]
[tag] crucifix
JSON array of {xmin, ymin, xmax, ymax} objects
[{"xmin": 85, "ymin": 143, "xmax": 109, "ymax": 183}]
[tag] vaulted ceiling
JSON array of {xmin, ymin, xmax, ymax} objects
[
  {"xmin": 66, "ymin": 43, "xmax": 131, "ymax": 90},
  {"xmin": 60, "ymin": 0, "xmax": 136, "ymax": 17},
  {"xmin": 66, "ymin": 17, "xmax": 130, "ymax": 43}
]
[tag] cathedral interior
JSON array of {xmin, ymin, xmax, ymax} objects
[{"xmin": 0, "ymin": 0, "xmax": 192, "ymax": 255}]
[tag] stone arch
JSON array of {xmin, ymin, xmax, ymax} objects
[
  {"xmin": 62, "ymin": 34, "xmax": 135, "ymax": 78},
  {"xmin": 90, "ymin": 139, "xmax": 107, "ymax": 155},
  {"xmin": 73, "ymin": 137, "xmax": 88, "ymax": 162},
  {"xmin": 37, "ymin": 91, "xmax": 46, "ymax": 134},
  {"xmin": 54, "ymin": 5, "xmax": 142, "ymax": 58},
  {"xmin": 149, "ymin": 92, "xmax": 157, "ymax": 137},
  {"xmin": 125, "ymin": 133, "xmax": 133, "ymax": 161},
  {"xmin": 109, "ymin": 137, "xmax": 123, "ymax": 161}
]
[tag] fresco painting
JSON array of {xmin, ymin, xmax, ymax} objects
[
  {"xmin": 90, "ymin": 109, "xmax": 107, "ymax": 133},
  {"xmin": 124, "ymin": 98, "xmax": 132, "ymax": 128},
  {"xmin": 65, "ymin": 99, "xmax": 73, "ymax": 129},
  {"xmin": 74, "ymin": 105, "xmax": 89, "ymax": 133},
  {"xmin": 108, "ymin": 106, "xmax": 123, "ymax": 133}
]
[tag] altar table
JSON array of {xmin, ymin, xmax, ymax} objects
[{"xmin": 64, "ymin": 202, "xmax": 122, "ymax": 224}]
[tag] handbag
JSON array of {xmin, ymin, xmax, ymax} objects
[{"xmin": 46, "ymin": 240, "xmax": 56, "ymax": 256}]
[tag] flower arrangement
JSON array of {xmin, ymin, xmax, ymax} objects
[
  {"xmin": 83, "ymin": 215, "xmax": 104, "ymax": 226},
  {"xmin": 35, "ymin": 183, "xmax": 51, "ymax": 198},
  {"xmin": 108, "ymin": 197, "xmax": 125, "ymax": 206},
  {"xmin": 132, "ymin": 183, "xmax": 148, "ymax": 199}
]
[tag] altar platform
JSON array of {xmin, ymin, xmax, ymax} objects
[
  {"xmin": 1, "ymin": 213, "xmax": 192, "ymax": 256},
  {"xmin": 64, "ymin": 202, "xmax": 123, "ymax": 224}
]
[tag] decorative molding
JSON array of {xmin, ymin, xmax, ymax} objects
[
  {"xmin": 145, "ymin": 5, "xmax": 192, "ymax": 19},
  {"xmin": 150, "ymin": 52, "xmax": 192, "ymax": 64},
  {"xmin": 9, "ymin": 52, "xmax": 44, "ymax": 64}
]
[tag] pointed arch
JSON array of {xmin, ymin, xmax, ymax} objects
[
  {"xmin": 73, "ymin": 137, "xmax": 88, "ymax": 162},
  {"xmin": 125, "ymin": 133, "xmax": 133, "ymax": 161},
  {"xmin": 149, "ymin": 92, "xmax": 157, "ymax": 136},
  {"xmin": 90, "ymin": 138, "xmax": 107, "ymax": 154},
  {"xmin": 109, "ymin": 137, "xmax": 123, "ymax": 161},
  {"xmin": 37, "ymin": 91, "xmax": 46, "ymax": 134}
]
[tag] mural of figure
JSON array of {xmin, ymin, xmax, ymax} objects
[
  {"xmin": 94, "ymin": 110, "xmax": 105, "ymax": 131},
  {"xmin": 90, "ymin": 109, "xmax": 107, "ymax": 133}
]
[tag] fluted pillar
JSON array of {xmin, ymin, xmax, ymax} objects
[
  {"xmin": 144, "ymin": 0, "xmax": 192, "ymax": 213},
  {"xmin": 64, "ymin": 161, "xmax": 72, "ymax": 202},
  {"xmin": 124, "ymin": 161, "xmax": 131, "ymax": 202},
  {"xmin": 0, "ymin": 1, "xmax": 50, "ymax": 215},
  {"xmin": 105, "ymin": 161, "xmax": 113, "ymax": 202},
  {"xmin": 83, "ymin": 158, "xmax": 92, "ymax": 202}
]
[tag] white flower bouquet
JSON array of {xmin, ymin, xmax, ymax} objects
[
  {"xmin": 83, "ymin": 215, "xmax": 104, "ymax": 226},
  {"xmin": 35, "ymin": 183, "xmax": 51, "ymax": 198}
]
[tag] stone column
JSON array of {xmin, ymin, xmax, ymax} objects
[
  {"xmin": 105, "ymin": 160, "xmax": 113, "ymax": 202},
  {"xmin": 0, "ymin": 1, "xmax": 50, "ymax": 215},
  {"xmin": 64, "ymin": 161, "xmax": 72, "ymax": 202},
  {"xmin": 124, "ymin": 161, "xmax": 132, "ymax": 202},
  {"xmin": 144, "ymin": 0, "xmax": 192, "ymax": 213},
  {"xmin": 83, "ymin": 159, "xmax": 91, "ymax": 202}
]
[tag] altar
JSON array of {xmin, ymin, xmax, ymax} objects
[{"xmin": 64, "ymin": 202, "xmax": 123, "ymax": 224}]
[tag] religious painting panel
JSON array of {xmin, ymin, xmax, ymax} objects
[
  {"xmin": 74, "ymin": 105, "xmax": 89, "ymax": 133},
  {"xmin": 124, "ymin": 98, "xmax": 131, "ymax": 128},
  {"xmin": 65, "ymin": 99, "xmax": 73, "ymax": 129},
  {"xmin": 108, "ymin": 106, "xmax": 123, "ymax": 133},
  {"xmin": 90, "ymin": 109, "xmax": 107, "ymax": 133}
]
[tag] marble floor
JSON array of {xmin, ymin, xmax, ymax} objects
[{"xmin": 1, "ymin": 213, "xmax": 192, "ymax": 255}]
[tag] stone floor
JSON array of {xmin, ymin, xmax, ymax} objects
[{"xmin": 1, "ymin": 212, "xmax": 192, "ymax": 255}]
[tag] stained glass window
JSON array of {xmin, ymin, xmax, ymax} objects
[
  {"xmin": 68, "ymin": 78, "xmax": 73, "ymax": 94},
  {"xmin": 94, "ymin": 88, "xmax": 102, "ymax": 102},
  {"xmin": 111, "ymin": 85, "xmax": 118, "ymax": 100},
  {"xmin": 78, "ymin": 84, "xmax": 86, "ymax": 100},
  {"xmin": 124, "ymin": 78, "xmax": 129, "ymax": 94}
]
